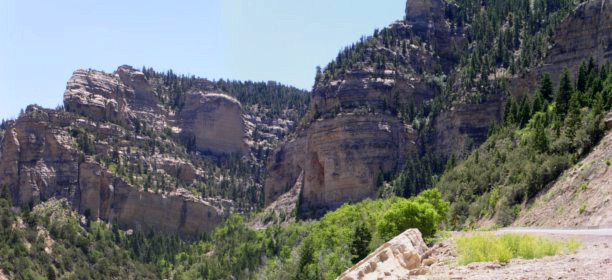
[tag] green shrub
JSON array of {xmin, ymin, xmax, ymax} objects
[
  {"xmin": 378, "ymin": 200, "xmax": 439, "ymax": 241},
  {"xmin": 455, "ymin": 233, "xmax": 580, "ymax": 265}
]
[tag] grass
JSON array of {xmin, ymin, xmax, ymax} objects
[
  {"xmin": 580, "ymin": 183, "xmax": 588, "ymax": 192},
  {"xmin": 579, "ymin": 203, "xmax": 587, "ymax": 215},
  {"xmin": 455, "ymin": 233, "xmax": 581, "ymax": 265}
]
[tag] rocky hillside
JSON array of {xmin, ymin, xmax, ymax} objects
[
  {"xmin": 515, "ymin": 113, "xmax": 612, "ymax": 227},
  {"xmin": 0, "ymin": 65, "xmax": 309, "ymax": 239},
  {"xmin": 265, "ymin": 0, "xmax": 611, "ymax": 216}
]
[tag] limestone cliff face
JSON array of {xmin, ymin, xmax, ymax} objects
[
  {"xmin": 0, "ymin": 106, "xmax": 230, "ymax": 239},
  {"xmin": 178, "ymin": 92, "xmax": 248, "ymax": 156},
  {"xmin": 265, "ymin": 0, "xmax": 454, "ymax": 211},
  {"xmin": 509, "ymin": 0, "xmax": 612, "ymax": 97},
  {"xmin": 266, "ymin": 0, "xmax": 612, "ymax": 213},
  {"xmin": 64, "ymin": 65, "xmax": 248, "ymax": 157},
  {"xmin": 435, "ymin": 0, "xmax": 612, "ymax": 156},
  {"xmin": 301, "ymin": 115, "xmax": 416, "ymax": 210}
]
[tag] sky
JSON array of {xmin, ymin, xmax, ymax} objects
[{"xmin": 0, "ymin": 0, "xmax": 405, "ymax": 120}]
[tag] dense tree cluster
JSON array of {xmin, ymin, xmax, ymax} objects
[
  {"xmin": 141, "ymin": 67, "xmax": 310, "ymax": 123},
  {"xmin": 438, "ymin": 60, "xmax": 611, "ymax": 227}
]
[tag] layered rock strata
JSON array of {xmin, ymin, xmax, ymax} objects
[{"xmin": 0, "ymin": 106, "xmax": 231, "ymax": 239}]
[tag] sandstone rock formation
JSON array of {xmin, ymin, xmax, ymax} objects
[
  {"xmin": 266, "ymin": 0, "xmax": 612, "ymax": 214},
  {"xmin": 0, "ymin": 105, "xmax": 231, "ymax": 239},
  {"xmin": 265, "ymin": 0, "xmax": 458, "ymax": 211},
  {"xmin": 509, "ymin": 0, "xmax": 612, "ymax": 97},
  {"xmin": 337, "ymin": 228, "xmax": 431, "ymax": 280},
  {"xmin": 178, "ymin": 92, "xmax": 248, "ymax": 156},
  {"xmin": 64, "ymin": 66, "xmax": 248, "ymax": 157}
]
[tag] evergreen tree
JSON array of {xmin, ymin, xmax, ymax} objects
[
  {"xmin": 576, "ymin": 61, "xmax": 588, "ymax": 93},
  {"xmin": 517, "ymin": 96, "xmax": 531, "ymax": 128},
  {"xmin": 555, "ymin": 68, "xmax": 573, "ymax": 119},
  {"xmin": 539, "ymin": 73, "xmax": 554, "ymax": 101},
  {"xmin": 350, "ymin": 223, "xmax": 372, "ymax": 264},
  {"xmin": 565, "ymin": 92, "xmax": 581, "ymax": 141},
  {"xmin": 533, "ymin": 119, "xmax": 548, "ymax": 152}
]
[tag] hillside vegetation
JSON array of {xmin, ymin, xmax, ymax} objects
[
  {"xmin": 438, "ymin": 60, "xmax": 611, "ymax": 227},
  {"xmin": 0, "ymin": 187, "xmax": 447, "ymax": 280}
]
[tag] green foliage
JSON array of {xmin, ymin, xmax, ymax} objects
[
  {"xmin": 0, "ymin": 199, "xmax": 157, "ymax": 279},
  {"xmin": 438, "ymin": 60, "xmax": 611, "ymax": 228},
  {"xmin": 377, "ymin": 200, "xmax": 439, "ymax": 241},
  {"xmin": 455, "ymin": 233, "xmax": 580, "ymax": 265},
  {"xmin": 556, "ymin": 67, "xmax": 574, "ymax": 119},
  {"xmin": 349, "ymin": 223, "xmax": 372, "ymax": 264},
  {"xmin": 540, "ymin": 73, "xmax": 554, "ymax": 100}
]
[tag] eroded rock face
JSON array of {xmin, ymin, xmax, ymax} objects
[
  {"xmin": 337, "ymin": 229, "xmax": 430, "ymax": 280},
  {"xmin": 64, "ymin": 66, "xmax": 248, "ymax": 157},
  {"xmin": 0, "ymin": 106, "xmax": 230, "ymax": 239},
  {"xmin": 302, "ymin": 115, "xmax": 416, "ymax": 211},
  {"xmin": 436, "ymin": 0, "xmax": 612, "ymax": 157},
  {"xmin": 265, "ymin": 0, "xmax": 452, "ymax": 211},
  {"xmin": 509, "ymin": 0, "xmax": 612, "ymax": 97},
  {"xmin": 178, "ymin": 92, "xmax": 248, "ymax": 156}
]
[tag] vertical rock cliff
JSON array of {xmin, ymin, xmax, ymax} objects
[
  {"xmin": 0, "ymin": 65, "xmax": 307, "ymax": 238},
  {"xmin": 265, "ymin": 0, "xmax": 612, "ymax": 214},
  {"xmin": 265, "ymin": 0, "xmax": 460, "ymax": 212}
]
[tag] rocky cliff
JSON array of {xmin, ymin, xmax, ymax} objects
[
  {"xmin": 265, "ymin": 0, "xmax": 462, "ymax": 211},
  {"xmin": 0, "ymin": 105, "xmax": 231, "ymax": 239},
  {"xmin": 508, "ymin": 0, "xmax": 612, "ymax": 97},
  {"xmin": 64, "ymin": 66, "xmax": 248, "ymax": 157},
  {"xmin": 265, "ymin": 0, "xmax": 612, "ymax": 214},
  {"xmin": 0, "ymin": 66, "xmax": 308, "ymax": 238}
]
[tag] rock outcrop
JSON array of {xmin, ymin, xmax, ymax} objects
[
  {"xmin": 178, "ymin": 92, "xmax": 248, "ymax": 156},
  {"xmin": 64, "ymin": 66, "xmax": 248, "ymax": 157},
  {"xmin": 337, "ymin": 228, "xmax": 432, "ymax": 280},
  {"xmin": 264, "ymin": 0, "xmax": 457, "ymax": 211},
  {"xmin": 509, "ymin": 0, "xmax": 612, "ymax": 97},
  {"xmin": 0, "ymin": 106, "xmax": 231, "ymax": 239}
]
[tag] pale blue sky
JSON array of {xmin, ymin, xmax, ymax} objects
[{"xmin": 0, "ymin": 0, "xmax": 405, "ymax": 120}]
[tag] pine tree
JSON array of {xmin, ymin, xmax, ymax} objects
[
  {"xmin": 533, "ymin": 119, "xmax": 548, "ymax": 152},
  {"xmin": 565, "ymin": 92, "xmax": 581, "ymax": 141},
  {"xmin": 350, "ymin": 223, "xmax": 372, "ymax": 264},
  {"xmin": 555, "ymin": 68, "xmax": 573, "ymax": 119},
  {"xmin": 576, "ymin": 62, "xmax": 588, "ymax": 93},
  {"xmin": 539, "ymin": 73, "xmax": 554, "ymax": 101},
  {"xmin": 518, "ymin": 96, "xmax": 531, "ymax": 128}
]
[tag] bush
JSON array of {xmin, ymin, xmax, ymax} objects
[
  {"xmin": 378, "ymin": 200, "xmax": 439, "ymax": 241},
  {"xmin": 455, "ymin": 233, "xmax": 580, "ymax": 265}
]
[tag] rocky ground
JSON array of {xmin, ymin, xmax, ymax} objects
[{"xmin": 421, "ymin": 230, "xmax": 612, "ymax": 280}]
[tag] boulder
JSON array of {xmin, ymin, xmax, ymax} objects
[{"xmin": 337, "ymin": 229, "xmax": 429, "ymax": 280}]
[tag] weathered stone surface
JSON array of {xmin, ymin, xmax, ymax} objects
[
  {"xmin": 432, "ymin": 94, "xmax": 504, "ymax": 156},
  {"xmin": 509, "ymin": 0, "xmax": 612, "ymax": 97},
  {"xmin": 0, "ymin": 106, "xmax": 230, "ymax": 239},
  {"xmin": 302, "ymin": 114, "xmax": 416, "ymax": 211},
  {"xmin": 264, "ymin": 135, "xmax": 307, "ymax": 205},
  {"xmin": 265, "ymin": 0, "xmax": 451, "ymax": 211},
  {"xmin": 78, "ymin": 161, "xmax": 229, "ymax": 238},
  {"xmin": 266, "ymin": 113, "xmax": 417, "ymax": 212},
  {"xmin": 337, "ymin": 228, "xmax": 429, "ymax": 280},
  {"xmin": 178, "ymin": 92, "xmax": 248, "ymax": 156}
]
